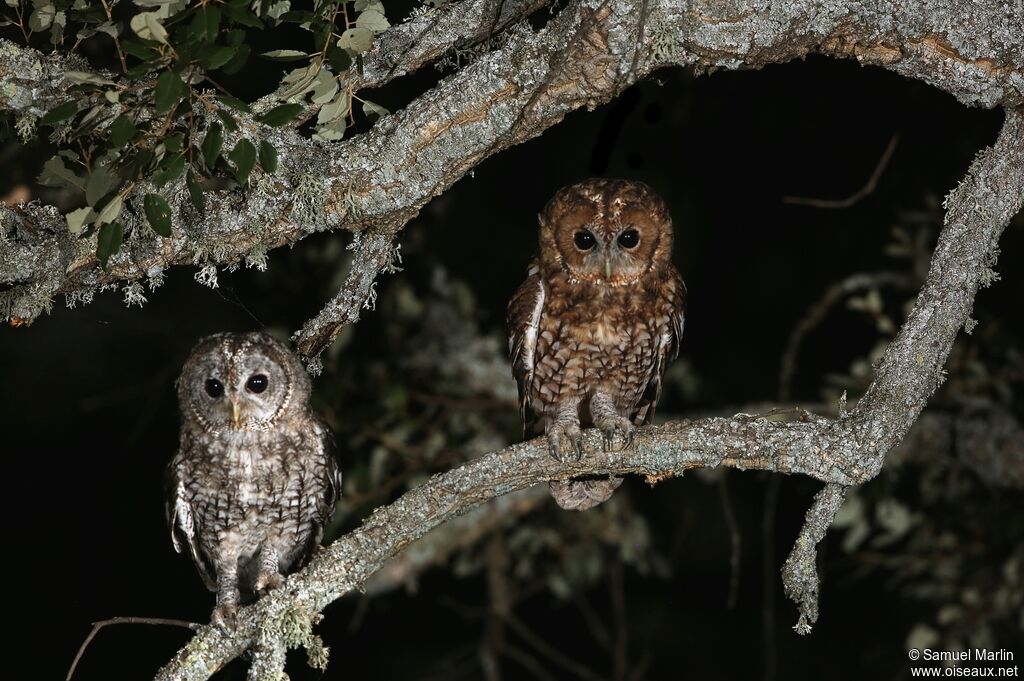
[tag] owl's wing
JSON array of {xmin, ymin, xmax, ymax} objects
[
  {"xmin": 316, "ymin": 418, "xmax": 342, "ymax": 526},
  {"xmin": 164, "ymin": 449, "xmax": 216, "ymax": 589},
  {"xmin": 634, "ymin": 268, "xmax": 687, "ymax": 425},
  {"xmin": 507, "ymin": 264, "xmax": 546, "ymax": 435}
]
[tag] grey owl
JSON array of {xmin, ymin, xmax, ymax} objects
[
  {"xmin": 166, "ymin": 332, "xmax": 341, "ymax": 625},
  {"xmin": 508, "ymin": 179, "xmax": 686, "ymax": 510}
]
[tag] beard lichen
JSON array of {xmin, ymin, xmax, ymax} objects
[
  {"xmin": 194, "ymin": 263, "xmax": 219, "ymax": 289},
  {"xmin": 289, "ymin": 173, "xmax": 329, "ymax": 230},
  {"xmin": 258, "ymin": 603, "xmax": 330, "ymax": 672}
]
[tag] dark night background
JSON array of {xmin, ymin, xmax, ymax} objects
[{"xmin": 2, "ymin": 23, "xmax": 1022, "ymax": 681}]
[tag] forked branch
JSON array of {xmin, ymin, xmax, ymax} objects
[{"xmin": 154, "ymin": 102, "xmax": 1024, "ymax": 674}]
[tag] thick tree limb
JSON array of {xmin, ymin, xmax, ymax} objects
[
  {"xmin": 245, "ymin": 639, "xmax": 287, "ymax": 681},
  {"xmin": 351, "ymin": 400, "xmax": 1024, "ymax": 602},
  {"xmin": 352, "ymin": 0, "xmax": 552, "ymax": 91},
  {"xmin": 2, "ymin": 0, "xmax": 1021, "ymax": 344},
  {"xmin": 365, "ymin": 486, "xmax": 549, "ymax": 597},
  {"xmin": 152, "ymin": 107, "xmax": 1021, "ymax": 679},
  {"xmin": 4, "ymin": 0, "xmax": 1021, "ymax": 676},
  {"xmin": 151, "ymin": 416, "xmax": 874, "ymax": 681}
]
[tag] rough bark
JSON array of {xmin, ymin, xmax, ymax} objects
[
  {"xmin": 2, "ymin": 0, "xmax": 1021, "ymax": 356},
  {"xmin": 2, "ymin": 0, "xmax": 1021, "ymax": 678},
  {"xmin": 150, "ymin": 105, "xmax": 1020, "ymax": 679}
]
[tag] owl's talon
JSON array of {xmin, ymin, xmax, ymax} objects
[
  {"xmin": 211, "ymin": 604, "xmax": 238, "ymax": 630},
  {"xmin": 255, "ymin": 570, "xmax": 285, "ymax": 593},
  {"xmin": 547, "ymin": 423, "xmax": 583, "ymax": 462},
  {"xmin": 596, "ymin": 416, "xmax": 635, "ymax": 452},
  {"xmin": 548, "ymin": 438, "xmax": 563, "ymax": 462}
]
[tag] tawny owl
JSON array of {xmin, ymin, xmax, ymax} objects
[
  {"xmin": 166, "ymin": 332, "xmax": 341, "ymax": 626},
  {"xmin": 507, "ymin": 179, "xmax": 686, "ymax": 511}
]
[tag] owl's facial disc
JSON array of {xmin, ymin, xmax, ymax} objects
[
  {"xmin": 561, "ymin": 223, "xmax": 648, "ymax": 286},
  {"xmin": 190, "ymin": 350, "xmax": 293, "ymax": 432},
  {"xmin": 179, "ymin": 332, "xmax": 311, "ymax": 435}
]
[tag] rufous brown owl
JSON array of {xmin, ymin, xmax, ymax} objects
[
  {"xmin": 507, "ymin": 179, "xmax": 686, "ymax": 510},
  {"xmin": 166, "ymin": 332, "xmax": 341, "ymax": 626}
]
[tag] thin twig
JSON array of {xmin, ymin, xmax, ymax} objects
[
  {"xmin": 761, "ymin": 475, "xmax": 780, "ymax": 681},
  {"xmin": 67, "ymin": 617, "xmax": 198, "ymax": 681},
  {"xmin": 503, "ymin": 612, "xmax": 608, "ymax": 681},
  {"xmin": 777, "ymin": 271, "xmax": 915, "ymax": 401},
  {"xmin": 481, "ymin": 536, "xmax": 510, "ymax": 681},
  {"xmin": 782, "ymin": 133, "xmax": 900, "ymax": 208},
  {"xmin": 503, "ymin": 644, "xmax": 561, "ymax": 681},
  {"xmin": 629, "ymin": 0, "xmax": 651, "ymax": 79},
  {"xmin": 571, "ymin": 591, "xmax": 612, "ymax": 649},
  {"xmin": 610, "ymin": 560, "xmax": 629, "ymax": 681},
  {"xmin": 293, "ymin": 228, "xmax": 401, "ymax": 360},
  {"xmin": 717, "ymin": 473, "xmax": 742, "ymax": 610}
]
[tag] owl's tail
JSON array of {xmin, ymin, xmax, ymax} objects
[{"xmin": 548, "ymin": 477, "xmax": 623, "ymax": 511}]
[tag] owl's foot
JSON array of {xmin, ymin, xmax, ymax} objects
[
  {"xmin": 254, "ymin": 570, "xmax": 285, "ymax": 593},
  {"xmin": 211, "ymin": 603, "xmax": 238, "ymax": 630},
  {"xmin": 595, "ymin": 414, "xmax": 636, "ymax": 451},
  {"xmin": 547, "ymin": 422, "xmax": 583, "ymax": 462}
]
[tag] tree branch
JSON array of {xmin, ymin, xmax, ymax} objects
[
  {"xmin": 152, "ymin": 106, "xmax": 1022, "ymax": 679},
  {"xmin": 782, "ymin": 133, "xmax": 900, "ymax": 208},
  {"xmin": 365, "ymin": 486, "xmax": 548, "ymax": 597},
  {"xmin": 351, "ymin": 0, "xmax": 552, "ymax": 91},
  {"xmin": 292, "ymin": 226, "xmax": 401, "ymax": 361},
  {"xmin": 2, "ymin": 0, "xmax": 1021, "ymax": 333},
  {"xmin": 5, "ymin": 1, "xmax": 1021, "ymax": 677},
  {"xmin": 66, "ymin": 617, "xmax": 198, "ymax": 681},
  {"xmin": 781, "ymin": 483, "xmax": 847, "ymax": 634},
  {"xmin": 777, "ymin": 271, "xmax": 916, "ymax": 402}
]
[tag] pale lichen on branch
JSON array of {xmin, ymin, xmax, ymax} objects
[
  {"xmin": 153, "ymin": 104, "xmax": 1022, "ymax": 678},
  {"xmin": 2, "ymin": 0, "xmax": 1021, "ymax": 333},
  {"xmin": 3, "ymin": 0, "xmax": 1022, "ymax": 678}
]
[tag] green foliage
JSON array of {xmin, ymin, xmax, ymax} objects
[
  {"xmin": 96, "ymin": 221, "xmax": 123, "ymax": 268},
  {"xmin": 185, "ymin": 170, "xmax": 206, "ymax": 212},
  {"xmin": 4, "ymin": 0, "xmax": 394, "ymax": 265},
  {"xmin": 258, "ymin": 140, "xmax": 279, "ymax": 173},
  {"xmin": 201, "ymin": 122, "xmax": 224, "ymax": 168},
  {"xmin": 39, "ymin": 100, "xmax": 78, "ymax": 126},
  {"xmin": 107, "ymin": 115, "xmax": 137, "ymax": 148},
  {"xmin": 143, "ymin": 193, "xmax": 172, "ymax": 237},
  {"xmin": 257, "ymin": 103, "xmax": 304, "ymax": 127},
  {"xmin": 153, "ymin": 70, "xmax": 184, "ymax": 115},
  {"xmin": 228, "ymin": 138, "xmax": 257, "ymax": 186}
]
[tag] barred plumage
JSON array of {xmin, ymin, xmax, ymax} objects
[
  {"xmin": 508, "ymin": 179, "xmax": 686, "ymax": 510},
  {"xmin": 166, "ymin": 332, "xmax": 341, "ymax": 626}
]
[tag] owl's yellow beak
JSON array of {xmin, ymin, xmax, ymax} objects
[
  {"xmin": 231, "ymin": 399, "xmax": 242, "ymax": 426},
  {"xmin": 605, "ymin": 257, "xmax": 612, "ymax": 279}
]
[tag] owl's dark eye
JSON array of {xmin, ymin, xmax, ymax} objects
[
  {"xmin": 246, "ymin": 374, "xmax": 269, "ymax": 394},
  {"xmin": 573, "ymin": 230, "xmax": 596, "ymax": 250},
  {"xmin": 204, "ymin": 378, "xmax": 224, "ymax": 398},
  {"xmin": 617, "ymin": 229, "xmax": 640, "ymax": 249}
]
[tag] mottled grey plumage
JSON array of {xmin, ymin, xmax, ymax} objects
[
  {"xmin": 508, "ymin": 179, "xmax": 686, "ymax": 510},
  {"xmin": 166, "ymin": 332, "xmax": 341, "ymax": 626}
]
